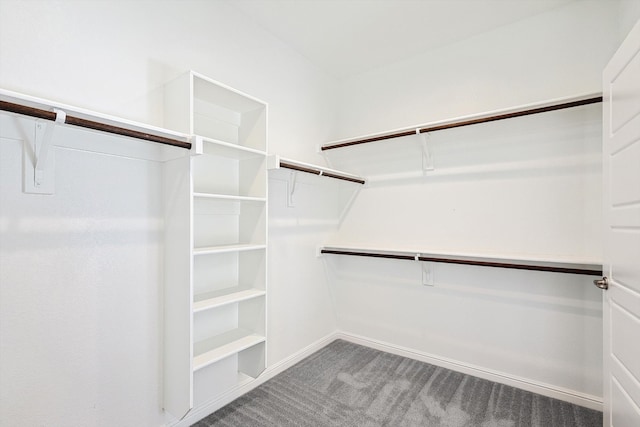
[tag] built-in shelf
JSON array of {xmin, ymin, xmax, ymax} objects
[
  {"xmin": 163, "ymin": 71, "xmax": 268, "ymax": 419},
  {"xmin": 193, "ymin": 329, "xmax": 265, "ymax": 371},
  {"xmin": 320, "ymin": 246, "xmax": 602, "ymax": 276},
  {"xmin": 267, "ymin": 155, "xmax": 365, "ymax": 185},
  {"xmin": 193, "ymin": 192, "xmax": 266, "ymax": 203},
  {"xmin": 193, "ymin": 289, "xmax": 266, "ymax": 313},
  {"xmin": 194, "ymin": 136, "xmax": 267, "ymax": 159},
  {"xmin": 193, "ymin": 144, "xmax": 266, "ymax": 198},
  {"xmin": 193, "ymin": 244, "xmax": 267, "ymax": 256}
]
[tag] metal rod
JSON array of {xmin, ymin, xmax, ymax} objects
[
  {"xmin": 321, "ymin": 249, "xmax": 416, "ymax": 261},
  {"xmin": 320, "ymin": 249, "xmax": 603, "ymax": 276},
  {"xmin": 279, "ymin": 161, "xmax": 366, "ymax": 185},
  {"xmin": 0, "ymin": 100, "xmax": 192, "ymax": 149},
  {"xmin": 416, "ymin": 255, "xmax": 602, "ymax": 276},
  {"xmin": 321, "ymin": 96, "xmax": 603, "ymax": 151}
]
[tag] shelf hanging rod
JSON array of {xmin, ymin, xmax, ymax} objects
[
  {"xmin": 320, "ymin": 248, "xmax": 603, "ymax": 276},
  {"xmin": 279, "ymin": 161, "xmax": 366, "ymax": 184},
  {"xmin": 321, "ymin": 95, "xmax": 603, "ymax": 151},
  {"xmin": 0, "ymin": 100, "xmax": 191, "ymax": 150}
]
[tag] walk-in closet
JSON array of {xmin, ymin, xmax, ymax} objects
[{"xmin": 1, "ymin": 1, "xmax": 639, "ymax": 426}]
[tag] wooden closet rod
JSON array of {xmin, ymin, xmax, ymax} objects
[
  {"xmin": 279, "ymin": 161, "xmax": 366, "ymax": 184},
  {"xmin": 320, "ymin": 249, "xmax": 603, "ymax": 276},
  {"xmin": 321, "ymin": 96, "xmax": 603, "ymax": 151},
  {"xmin": 0, "ymin": 100, "xmax": 192, "ymax": 149}
]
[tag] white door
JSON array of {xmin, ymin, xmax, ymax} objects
[{"xmin": 602, "ymin": 18, "xmax": 640, "ymax": 427}]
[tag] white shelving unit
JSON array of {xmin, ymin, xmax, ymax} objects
[{"xmin": 162, "ymin": 71, "xmax": 267, "ymax": 420}]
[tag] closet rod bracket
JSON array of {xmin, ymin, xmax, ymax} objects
[
  {"xmin": 421, "ymin": 261, "xmax": 435, "ymax": 286},
  {"xmin": 417, "ymin": 130, "xmax": 435, "ymax": 173},
  {"xmin": 23, "ymin": 108, "xmax": 66, "ymax": 194},
  {"xmin": 287, "ymin": 170, "xmax": 297, "ymax": 207}
]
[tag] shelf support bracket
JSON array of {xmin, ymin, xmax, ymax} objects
[
  {"xmin": 318, "ymin": 144, "xmax": 335, "ymax": 170},
  {"xmin": 23, "ymin": 109, "xmax": 66, "ymax": 194},
  {"xmin": 417, "ymin": 129, "xmax": 434, "ymax": 173},
  {"xmin": 287, "ymin": 170, "xmax": 297, "ymax": 207},
  {"xmin": 421, "ymin": 260, "xmax": 435, "ymax": 286}
]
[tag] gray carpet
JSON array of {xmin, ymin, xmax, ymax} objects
[{"xmin": 193, "ymin": 340, "xmax": 602, "ymax": 427}]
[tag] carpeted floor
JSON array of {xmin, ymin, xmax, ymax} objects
[{"xmin": 193, "ymin": 339, "xmax": 602, "ymax": 427}]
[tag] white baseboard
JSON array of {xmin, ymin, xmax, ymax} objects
[
  {"xmin": 167, "ymin": 332, "xmax": 339, "ymax": 427},
  {"xmin": 167, "ymin": 329, "xmax": 602, "ymax": 426},
  {"xmin": 335, "ymin": 331, "xmax": 603, "ymax": 412}
]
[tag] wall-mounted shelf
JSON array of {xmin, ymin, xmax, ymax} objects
[
  {"xmin": 267, "ymin": 155, "xmax": 365, "ymax": 185},
  {"xmin": 320, "ymin": 246, "xmax": 602, "ymax": 276},
  {"xmin": 0, "ymin": 89, "xmax": 191, "ymax": 150},
  {"xmin": 0, "ymin": 89, "xmax": 191, "ymax": 195},
  {"xmin": 321, "ymin": 93, "xmax": 602, "ymax": 151}
]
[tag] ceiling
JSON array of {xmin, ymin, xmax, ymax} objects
[{"xmin": 228, "ymin": 0, "xmax": 575, "ymax": 78}]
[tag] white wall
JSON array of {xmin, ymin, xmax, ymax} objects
[
  {"xmin": 334, "ymin": 0, "xmax": 620, "ymax": 139},
  {"xmin": 0, "ymin": 0, "xmax": 336, "ymax": 163},
  {"xmin": 0, "ymin": 117, "xmax": 166, "ymax": 426},
  {"xmin": 0, "ymin": 1, "xmax": 338, "ymax": 426},
  {"xmin": 620, "ymin": 0, "xmax": 640, "ymax": 41},
  {"xmin": 323, "ymin": 0, "xmax": 621, "ymax": 404},
  {"xmin": 268, "ymin": 171, "xmax": 356, "ymax": 361}
]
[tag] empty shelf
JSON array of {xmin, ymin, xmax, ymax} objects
[
  {"xmin": 193, "ymin": 329, "xmax": 265, "ymax": 371},
  {"xmin": 193, "ymin": 244, "xmax": 266, "ymax": 256},
  {"xmin": 321, "ymin": 93, "xmax": 602, "ymax": 151},
  {"xmin": 320, "ymin": 246, "xmax": 602, "ymax": 276},
  {"xmin": 193, "ymin": 288, "xmax": 266, "ymax": 313},
  {"xmin": 0, "ymin": 89, "xmax": 191, "ymax": 149},
  {"xmin": 193, "ymin": 192, "xmax": 266, "ymax": 203},
  {"xmin": 267, "ymin": 155, "xmax": 365, "ymax": 185},
  {"xmin": 194, "ymin": 135, "xmax": 267, "ymax": 159}
]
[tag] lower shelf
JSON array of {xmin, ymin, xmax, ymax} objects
[
  {"xmin": 320, "ymin": 245, "xmax": 602, "ymax": 276},
  {"xmin": 193, "ymin": 329, "xmax": 265, "ymax": 372}
]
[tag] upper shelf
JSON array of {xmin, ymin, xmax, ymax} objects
[
  {"xmin": 193, "ymin": 136, "xmax": 266, "ymax": 159},
  {"xmin": 321, "ymin": 93, "xmax": 602, "ymax": 151},
  {"xmin": 0, "ymin": 88, "xmax": 191, "ymax": 151},
  {"xmin": 320, "ymin": 245, "xmax": 602, "ymax": 276},
  {"xmin": 267, "ymin": 155, "xmax": 366, "ymax": 185},
  {"xmin": 164, "ymin": 71, "xmax": 267, "ymax": 152}
]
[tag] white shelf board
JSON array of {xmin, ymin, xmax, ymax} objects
[
  {"xmin": 323, "ymin": 92, "xmax": 603, "ymax": 149},
  {"xmin": 0, "ymin": 88, "xmax": 190, "ymax": 162},
  {"xmin": 193, "ymin": 243, "xmax": 267, "ymax": 256},
  {"xmin": 194, "ymin": 135, "xmax": 267, "ymax": 159},
  {"xmin": 192, "ymin": 71, "xmax": 267, "ymax": 113},
  {"xmin": 193, "ymin": 288, "xmax": 266, "ymax": 313},
  {"xmin": 193, "ymin": 329, "xmax": 265, "ymax": 372},
  {"xmin": 193, "ymin": 192, "xmax": 266, "ymax": 203},
  {"xmin": 320, "ymin": 245, "xmax": 602, "ymax": 275}
]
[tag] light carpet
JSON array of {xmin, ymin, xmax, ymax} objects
[{"xmin": 193, "ymin": 339, "xmax": 602, "ymax": 427}]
